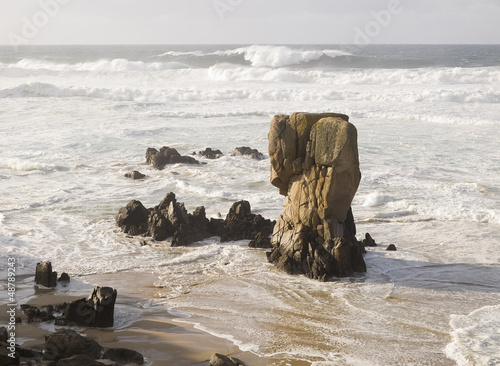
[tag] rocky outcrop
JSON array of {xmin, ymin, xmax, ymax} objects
[
  {"xmin": 233, "ymin": 146, "xmax": 265, "ymax": 160},
  {"xmin": 146, "ymin": 146, "xmax": 199, "ymax": 169},
  {"xmin": 57, "ymin": 287, "xmax": 117, "ymax": 328},
  {"xmin": 198, "ymin": 147, "xmax": 224, "ymax": 159},
  {"xmin": 116, "ymin": 193, "xmax": 274, "ymax": 247},
  {"xmin": 267, "ymin": 112, "xmax": 366, "ymax": 280},
  {"xmin": 35, "ymin": 261, "xmax": 58, "ymax": 288}
]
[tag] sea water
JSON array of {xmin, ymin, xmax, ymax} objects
[{"xmin": 1, "ymin": 44, "xmax": 500, "ymax": 365}]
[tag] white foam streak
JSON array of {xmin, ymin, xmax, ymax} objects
[
  {"xmin": 0, "ymin": 158, "xmax": 69, "ymax": 173},
  {"xmin": 445, "ymin": 305, "xmax": 500, "ymax": 365}
]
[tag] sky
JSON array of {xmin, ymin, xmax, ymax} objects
[{"xmin": 1, "ymin": 0, "xmax": 499, "ymax": 45}]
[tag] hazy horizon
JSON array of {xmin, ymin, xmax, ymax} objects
[{"xmin": 1, "ymin": 0, "xmax": 499, "ymax": 46}]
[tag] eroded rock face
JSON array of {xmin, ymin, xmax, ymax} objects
[{"xmin": 268, "ymin": 112, "xmax": 366, "ymax": 280}]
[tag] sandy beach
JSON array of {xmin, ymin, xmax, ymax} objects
[{"xmin": 2, "ymin": 265, "xmax": 318, "ymax": 365}]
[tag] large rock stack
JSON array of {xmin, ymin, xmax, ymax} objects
[{"xmin": 267, "ymin": 112, "xmax": 366, "ymax": 280}]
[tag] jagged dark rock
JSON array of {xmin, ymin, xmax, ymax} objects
[
  {"xmin": 233, "ymin": 146, "xmax": 265, "ymax": 160},
  {"xmin": 57, "ymin": 287, "xmax": 117, "ymax": 328},
  {"xmin": 116, "ymin": 193, "xmax": 275, "ymax": 247},
  {"xmin": 199, "ymin": 147, "xmax": 224, "ymax": 159},
  {"xmin": 124, "ymin": 170, "xmax": 146, "ymax": 180},
  {"xmin": 267, "ymin": 112, "xmax": 366, "ymax": 280},
  {"xmin": 361, "ymin": 233, "xmax": 377, "ymax": 247},
  {"xmin": 212, "ymin": 201, "xmax": 275, "ymax": 243},
  {"xmin": 115, "ymin": 200, "xmax": 149, "ymax": 236},
  {"xmin": 146, "ymin": 146, "xmax": 199, "ymax": 170},
  {"xmin": 386, "ymin": 244, "xmax": 397, "ymax": 251},
  {"xmin": 35, "ymin": 261, "xmax": 58, "ymax": 288}
]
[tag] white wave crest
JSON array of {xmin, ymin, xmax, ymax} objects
[
  {"xmin": 238, "ymin": 45, "xmax": 350, "ymax": 67},
  {"xmin": 159, "ymin": 45, "xmax": 352, "ymax": 67},
  {"xmin": 3, "ymin": 58, "xmax": 190, "ymax": 72}
]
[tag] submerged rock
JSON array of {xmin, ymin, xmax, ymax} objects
[
  {"xmin": 146, "ymin": 146, "xmax": 199, "ymax": 169},
  {"xmin": 124, "ymin": 170, "xmax": 146, "ymax": 180},
  {"xmin": 386, "ymin": 244, "xmax": 397, "ymax": 251},
  {"xmin": 267, "ymin": 112, "xmax": 366, "ymax": 280}
]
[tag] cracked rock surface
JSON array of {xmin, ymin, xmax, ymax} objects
[{"xmin": 268, "ymin": 112, "xmax": 366, "ymax": 280}]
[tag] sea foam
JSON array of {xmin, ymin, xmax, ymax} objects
[{"xmin": 445, "ymin": 305, "xmax": 500, "ymax": 365}]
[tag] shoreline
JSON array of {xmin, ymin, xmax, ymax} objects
[
  {"xmin": 0, "ymin": 266, "xmax": 245, "ymax": 365},
  {"xmin": 2, "ymin": 265, "xmax": 314, "ymax": 366}
]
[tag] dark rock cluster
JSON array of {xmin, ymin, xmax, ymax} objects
[
  {"xmin": 198, "ymin": 147, "xmax": 224, "ymax": 159},
  {"xmin": 233, "ymin": 146, "xmax": 265, "ymax": 160},
  {"xmin": 1, "ymin": 327, "xmax": 145, "ymax": 366},
  {"xmin": 55, "ymin": 287, "xmax": 117, "ymax": 328},
  {"xmin": 116, "ymin": 192, "xmax": 275, "ymax": 247},
  {"xmin": 35, "ymin": 261, "xmax": 70, "ymax": 288},
  {"xmin": 146, "ymin": 146, "xmax": 199, "ymax": 169}
]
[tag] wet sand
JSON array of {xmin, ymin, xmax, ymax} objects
[{"xmin": 1, "ymin": 266, "xmax": 309, "ymax": 366}]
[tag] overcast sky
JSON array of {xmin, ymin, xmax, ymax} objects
[{"xmin": 1, "ymin": 0, "xmax": 499, "ymax": 45}]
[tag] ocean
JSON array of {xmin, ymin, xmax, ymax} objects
[{"xmin": 1, "ymin": 44, "xmax": 499, "ymax": 365}]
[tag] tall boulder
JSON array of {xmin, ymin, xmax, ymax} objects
[
  {"xmin": 35, "ymin": 261, "xmax": 58, "ymax": 288},
  {"xmin": 268, "ymin": 112, "xmax": 366, "ymax": 280}
]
